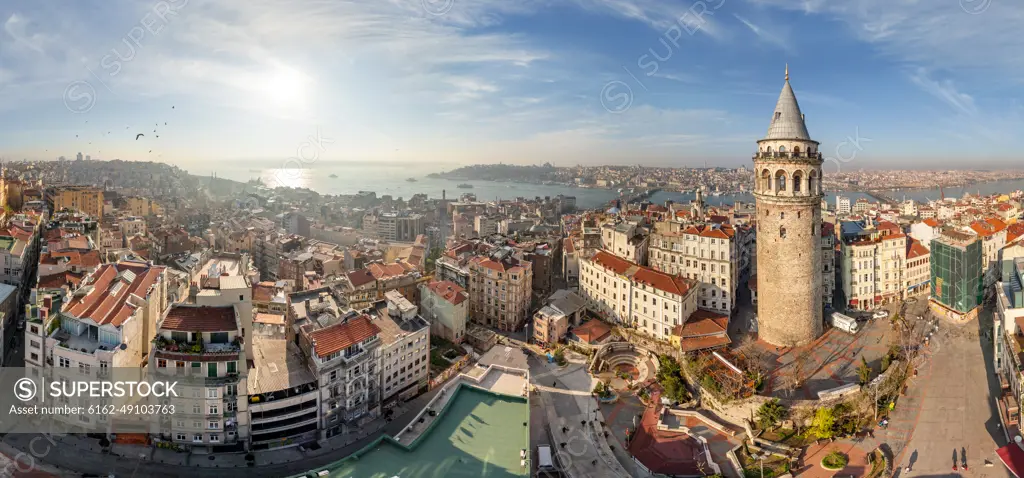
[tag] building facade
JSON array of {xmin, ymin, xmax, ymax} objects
[
  {"xmin": 467, "ymin": 248, "xmax": 533, "ymax": 332},
  {"xmin": 930, "ymin": 230, "xmax": 983, "ymax": 320},
  {"xmin": 419, "ymin": 280, "xmax": 468, "ymax": 343},
  {"xmin": 752, "ymin": 67, "xmax": 824, "ymax": 346},
  {"xmin": 649, "ymin": 223, "xmax": 738, "ymax": 315},
  {"xmin": 580, "ymin": 251, "xmax": 698, "ymax": 342}
]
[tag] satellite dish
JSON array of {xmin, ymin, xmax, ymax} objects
[{"xmin": 119, "ymin": 343, "xmax": 127, "ymax": 350}]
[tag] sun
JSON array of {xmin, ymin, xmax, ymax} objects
[{"xmin": 261, "ymin": 66, "xmax": 308, "ymax": 106}]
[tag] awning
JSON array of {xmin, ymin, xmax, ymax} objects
[
  {"xmin": 849, "ymin": 299, "xmax": 859, "ymax": 305},
  {"xmin": 874, "ymin": 295, "xmax": 882, "ymax": 302}
]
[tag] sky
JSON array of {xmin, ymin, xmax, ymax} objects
[{"xmin": 0, "ymin": 0, "xmax": 1022, "ymax": 170}]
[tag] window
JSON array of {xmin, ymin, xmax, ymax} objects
[
  {"xmin": 59, "ymin": 357, "xmax": 70, "ymax": 368},
  {"xmin": 210, "ymin": 404, "xmax": 219, "ymax": 415},
  {"xmin": 210, "ymin": 434, "xmax": 220, "ymax": 443},
  {"xmin": 227, "ymin": 361, "xmax": 237, "ymax": 374},
  {"xmin": 176, "ymin": 433, "xmax": 186, "ymax": 441},
  {"xmin": 193, "ymin": 434, "xmax": 203, "ymax": 443},
  {"xmin": 780, "ymin": 227, "xmax": 787, "ymax": 239},
  {"xmin": 208, "ymin": 363, "xmax": 218, "ymax": 378},
  {"xmin": 157, "ymin": 359, "xmax": 167, "ymax": 368},
  {"xmin": 207, "ymin": 388, "xmax": 218, "ymax": 399},
  {"xmin": 193, "ymin": 404, "xmax": 201, "ymax": 414},
  {"xmin": 79, "ymin": 363, "xmax": 90, "ymax": 375},
  {"xmin": 208, "ymin": 421, "xmax": 219, "ymax": 429}
]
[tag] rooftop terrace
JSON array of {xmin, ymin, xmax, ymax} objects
[{"xmin": 293, "ymin": 385, "xmax": 529, "ymax": 478}]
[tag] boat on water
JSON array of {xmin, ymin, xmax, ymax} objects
[
  {"xmin": 329, "ymin": 173, "xmax": 338, "ymax": 178},
  {"xmin": 406, "ymin": 177, "xmax": 417, "ymax": 182},
  {"xmin": 457, "ymin": 183, "xmax": 474, "ymax": 189}
]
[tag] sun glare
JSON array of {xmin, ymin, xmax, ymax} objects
[{"xmin": 261, "ymin": 66, "xmax": 308, "ymax": 106}]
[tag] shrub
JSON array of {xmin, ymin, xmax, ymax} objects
[
  {"xmin": 822, "ymin": 450, "xmax": 848, "ymax": 470},
  {"xmin": 756, "ymin": 398, "xmax": 787, "ymax": 430},
  {"xmin": 857, "ymin": 356, "xmax": 871, "ymax": 385},
  {"xmin": 880, "ymin": 353, "xmax": 892, "ymax": 373}
]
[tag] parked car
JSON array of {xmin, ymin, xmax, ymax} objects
[{"xmin": 873, "ymin": 309, "xmax": 889, "ymax": 320}]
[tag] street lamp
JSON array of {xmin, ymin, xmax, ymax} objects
[{"xmin": 757, "ymin": 452, "xmax": 771, "ymax": 478}]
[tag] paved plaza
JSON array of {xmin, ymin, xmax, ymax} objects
[{"xmin": 759, "ymin": 315, "xmax": 896, "ymax": 399}]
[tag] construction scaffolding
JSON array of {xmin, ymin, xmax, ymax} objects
[{"xmin": 930, "ymin": 230, "xmax": 983, "ymax": 314}]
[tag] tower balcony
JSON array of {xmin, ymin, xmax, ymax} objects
[{"xmin": 753, "ymin": 151, "xmax": 823, "ymax": 161}]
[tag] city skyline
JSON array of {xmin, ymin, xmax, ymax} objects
[{"xmin": 0, "ymin": 0, "xmax": 1022, "ymax": 169}]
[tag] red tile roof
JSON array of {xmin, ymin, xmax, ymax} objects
[
  {"xmin": 308, "ymin": 315, "xmax": 381, "ymax": 358},
  {"xmin": 674, "ymin": 309, "xmax": 729, "ymax": 337},
  {"xmin": 563, "ymin": 237, "xmax": 576, "ymax": 254},
  {"xmin": 591, "ymin": 251, "xmax": 694, "ymax": 297},
  {"xmin": 923, "ymin": 218, "xmax": 942, "ymax": 227},
  {"xmin": 998, "ymin": 203, "xmax": 1015, "ymax": 212},
  {"xmin": 367, "ymin": 261, "xmax": 416, "ymax": 279},
  {"xmin": 821, "ymin": 221, "xmax": 835, "ymax": 237},
  {"xmin": 254, "ymin": 312, "xmax": 285, "ymax": 325},
  {"xmin": 677, "ymin": 334, "xmax": 731, "ymax": 353},
  {"xmin": 1008, "ymin": 223, "xmax": 1024, "ymax": 244},
  {"xmin": 906, "ymin": 238, "xmax": 930, "ymax": 259},
  {"xmin": 65, "ymin": 262, "xmax": 165, "ymax": 327},
  {"xmin": 423, "ymin": 280, "xmax": 468, "ymax": 306},
  {"xmin": 346, "ymin": 268, "xmax": 376, "ymax": 287},
  {"xmin": 252, "ymin": 283, "xmax": 276, "ymax": 303},
  {"xmin": 591, "ymin": 250, "xmax": 634, "ymax": 275},
  {"xmin": 162, "ymin": 306, "xmax": 237, "ymax": 332},
  {"xmin": 573, "ymin": 319, "xmax": 611, "ymax": 344},
  {"xmin": 37, "ymin": 271, "xmax": 84, "ymax": 289}
]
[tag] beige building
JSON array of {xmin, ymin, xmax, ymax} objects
[
  {"xmin": 121, "ymin": 216, "xmax": 147, "ymax": 239},
  {"xmin": 532, "ymin": 289, "xmax": 586, "ymax": 346},
  {"xmin": 580, "ymin": 251, "xmax": 698, "ymax": 342},
  {"xmin": 970, "ymin": 218, "xmax": 1008, "ymax": 287},
  {"xmin": 841, "ymin": 222, "xmax": 907, "ymax": 311},
  {"xmin": 905, "ymin": 238, "xmax": 931, "ymax": 297},
  {"xmin": 467, "ymin": 248, "xmax": 533, "ymax": 332},
  {"xmin": 52, "ymin": 186, "xmax": 104, "ymax": 219},
  {"xmin": 419, "ymin": 280, "xmax": 468, "ymax": 343},
  {"xmin": 149, "ymin": 304, "xmax": 251, "ymax": 450},
  {"xmin": 126, "ymin": 196, "xmax": 163, "ymax": 216},
  {"xmin": 649, "ymin": 223, "xmax": 738, "ymax": 315}
]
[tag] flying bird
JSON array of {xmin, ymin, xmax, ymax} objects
[
  {"xmin": 136, "ymin": 133, "xmax": 144, "ymax": 140},
  {"xmin": 148, "ymin": 150, "xmax": 152, "ymax": 153},
  {"xmin": 156, "ymin": 135, "xmax": 159, "ymax": 138}
]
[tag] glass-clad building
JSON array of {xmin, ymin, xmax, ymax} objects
[{"xmin": 931, "ymin": 229, "xmax": 983, "ymax": 314}]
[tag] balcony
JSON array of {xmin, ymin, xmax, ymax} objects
[
  {"xmin": 752, "ymin": 151, "xmax": 823, "ymax": 160},
  {"xmin": 152, "ymin": 335, "xmax": 241, "ymax": 356}
]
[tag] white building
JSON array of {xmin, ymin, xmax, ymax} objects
[
  {"xmin": 836, "ymin": 196, "xmax": 851, "ymax": 215},
  {"xmin": 419, "ymin": 280, "xmax": 468, "ymax": 343},
  {"xmin": 580, "ymin": 250, "xmax": 698, "ymax": 342},
  {"xmin": 373, "ymin": 291, "xmax": 430, "ymax": 404},
  {"xmin": 601, "ymin": 221, "xmax": 649, "ymax": 265},
  {"xmin": 649, "ymin": 223, "xmax": 738, "ymax": 315}
]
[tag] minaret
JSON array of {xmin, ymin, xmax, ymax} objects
[{"xmin": 752, "ymin": 66, "xmax": 824, "ymax": 347}]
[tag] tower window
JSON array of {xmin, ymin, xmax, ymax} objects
[
  {"xmin": 780, "ymin": 227, "xmax": 787, "ymax": 239},
  {"xmin": 774, "ymin": 112, "xmax": 781, "ymax": 120},
  {"xmin": 780, "ymin": 212, "xmax": 784, "ymax": 220}
]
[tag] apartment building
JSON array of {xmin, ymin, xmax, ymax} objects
[
  {"xmin": 419, "ymin": 280, "xmax": 468, "ymax": 343},
  {"xmin": 970, "ymin": 218, "xmax": 1008, "ymax": 288},
  {"xmin": 473, "ymin": 215, "xmax": 499, "ymax": 237},
  {"xmin": 601, "ymin": 221, "xmax": 649, "ymax": 265},
  {"xmin": 126, "ymin": 196, "xmax": 162, "ymax": 217},
  {"xmin": 822, "ymin": 222, "xmax": 836, "ymax": 307},
  {"xmin": 841, "ymin": 222, "xmax": 907, "ymax": 311},
  {"xmin": 299, "ymin": 314, "xmax": 382, "ymax": 439},
  {"xmin": 992, "ymin": 243, "xmax": 1024, "ymax": 431},
  {"xmin": 247, "ymin": 334, "xmax": 320, "ymax": 449},
  {"xmin": 280, "ymin": 212, "xmax": 312, "ymax": 238},
  {"xmin": 580, "ymin": 250, "xmax": 698, "ymax": 342},
  {"xmin": 372, "ymin": 291, "xmax": 430, "ymax": 405},
  {"xmin": 149, "ymin": 304, "xmax": 251, "ymax": 450},
  {"xmin": 905, "ymin": 238, "xmax": 931, "ymax": 297},
  {"xmin": 649, "ymin": 223, "xmax": 738, "ymax": 315},
  {"xmin": 836, "ymin": 196, "xmax": 851, "ymax": 215},
  {"xmin": 23, "ymin": 260, "xmax": 168, "ymax": 423},
  {"xmin": 51, "ymin": 186, "xmax": 104, "ymax": 219},
  {"xmin": 909, "ymin": 218, "xmax": 943, "ymax": 249},
  {"xmin": 532, "ymin": 289, "xmax": 586, "ymax": 346},
  {"xmin": 377, "ymin": 212, "xmax": 425, "ymax": 242},
  {"xmin": 467, "ymin": 247, "xmax": 533, "ymax": 332}
]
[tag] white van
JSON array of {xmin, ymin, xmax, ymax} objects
[
  {"xmin": 537, "ymin": 445, "xmax": 555, "ymax": 472},
  {"xmin": 830, "ymin": 312, "xmax": 859, "ymax": 334}
]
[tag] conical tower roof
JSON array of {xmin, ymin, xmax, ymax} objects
[{"xmin": 763, "ymin": 66, "xmax": 811, "ymax": 141}]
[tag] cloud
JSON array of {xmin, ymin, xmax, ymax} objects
[
  {"xmin": 732, "ymin": 13, "xmax": 793, "ymax": 52},
  {"xmin": 909, "ymin": 69, "xmax": 977, "ymax": 116}
]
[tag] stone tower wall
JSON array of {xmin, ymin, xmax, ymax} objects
[{"xmin": 755, "ymin": 194, "xmax": 823, "ymax": 346}]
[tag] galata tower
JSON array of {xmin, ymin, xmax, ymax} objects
[{"xmin": 753, "ymin": 66, "xmax": 824, "ymax": 347}]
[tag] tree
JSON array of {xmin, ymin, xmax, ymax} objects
[
  {"xmin": 810, "ymin": 407, "xmax": 836, "ymax": 439},
  {"xmin": 756, "ymin": 398, "xmax": 788, "ymax": 430},
  {"xmin": 857, "ymin": 356, "xmax": 871, "ymax": 385},
  {"xmin": 737, "ymin": 337, "xmax": 770, "ymax": 390}
]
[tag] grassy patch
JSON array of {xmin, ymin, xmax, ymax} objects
[{"xmin": 429, "ymin": 336, "xmax": 465, "ymax": 376}]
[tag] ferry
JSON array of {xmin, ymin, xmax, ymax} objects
[
  {"xmin": 406, "ymin": 177, "xmax": 417, "ymax": 182},
  {"xmin": 457, "ymin": 183, "xmax": 474, "ymax": 189},
  {"xmin": 329, "ymin": 174, "xmax": 338, "ymax": 178}
]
